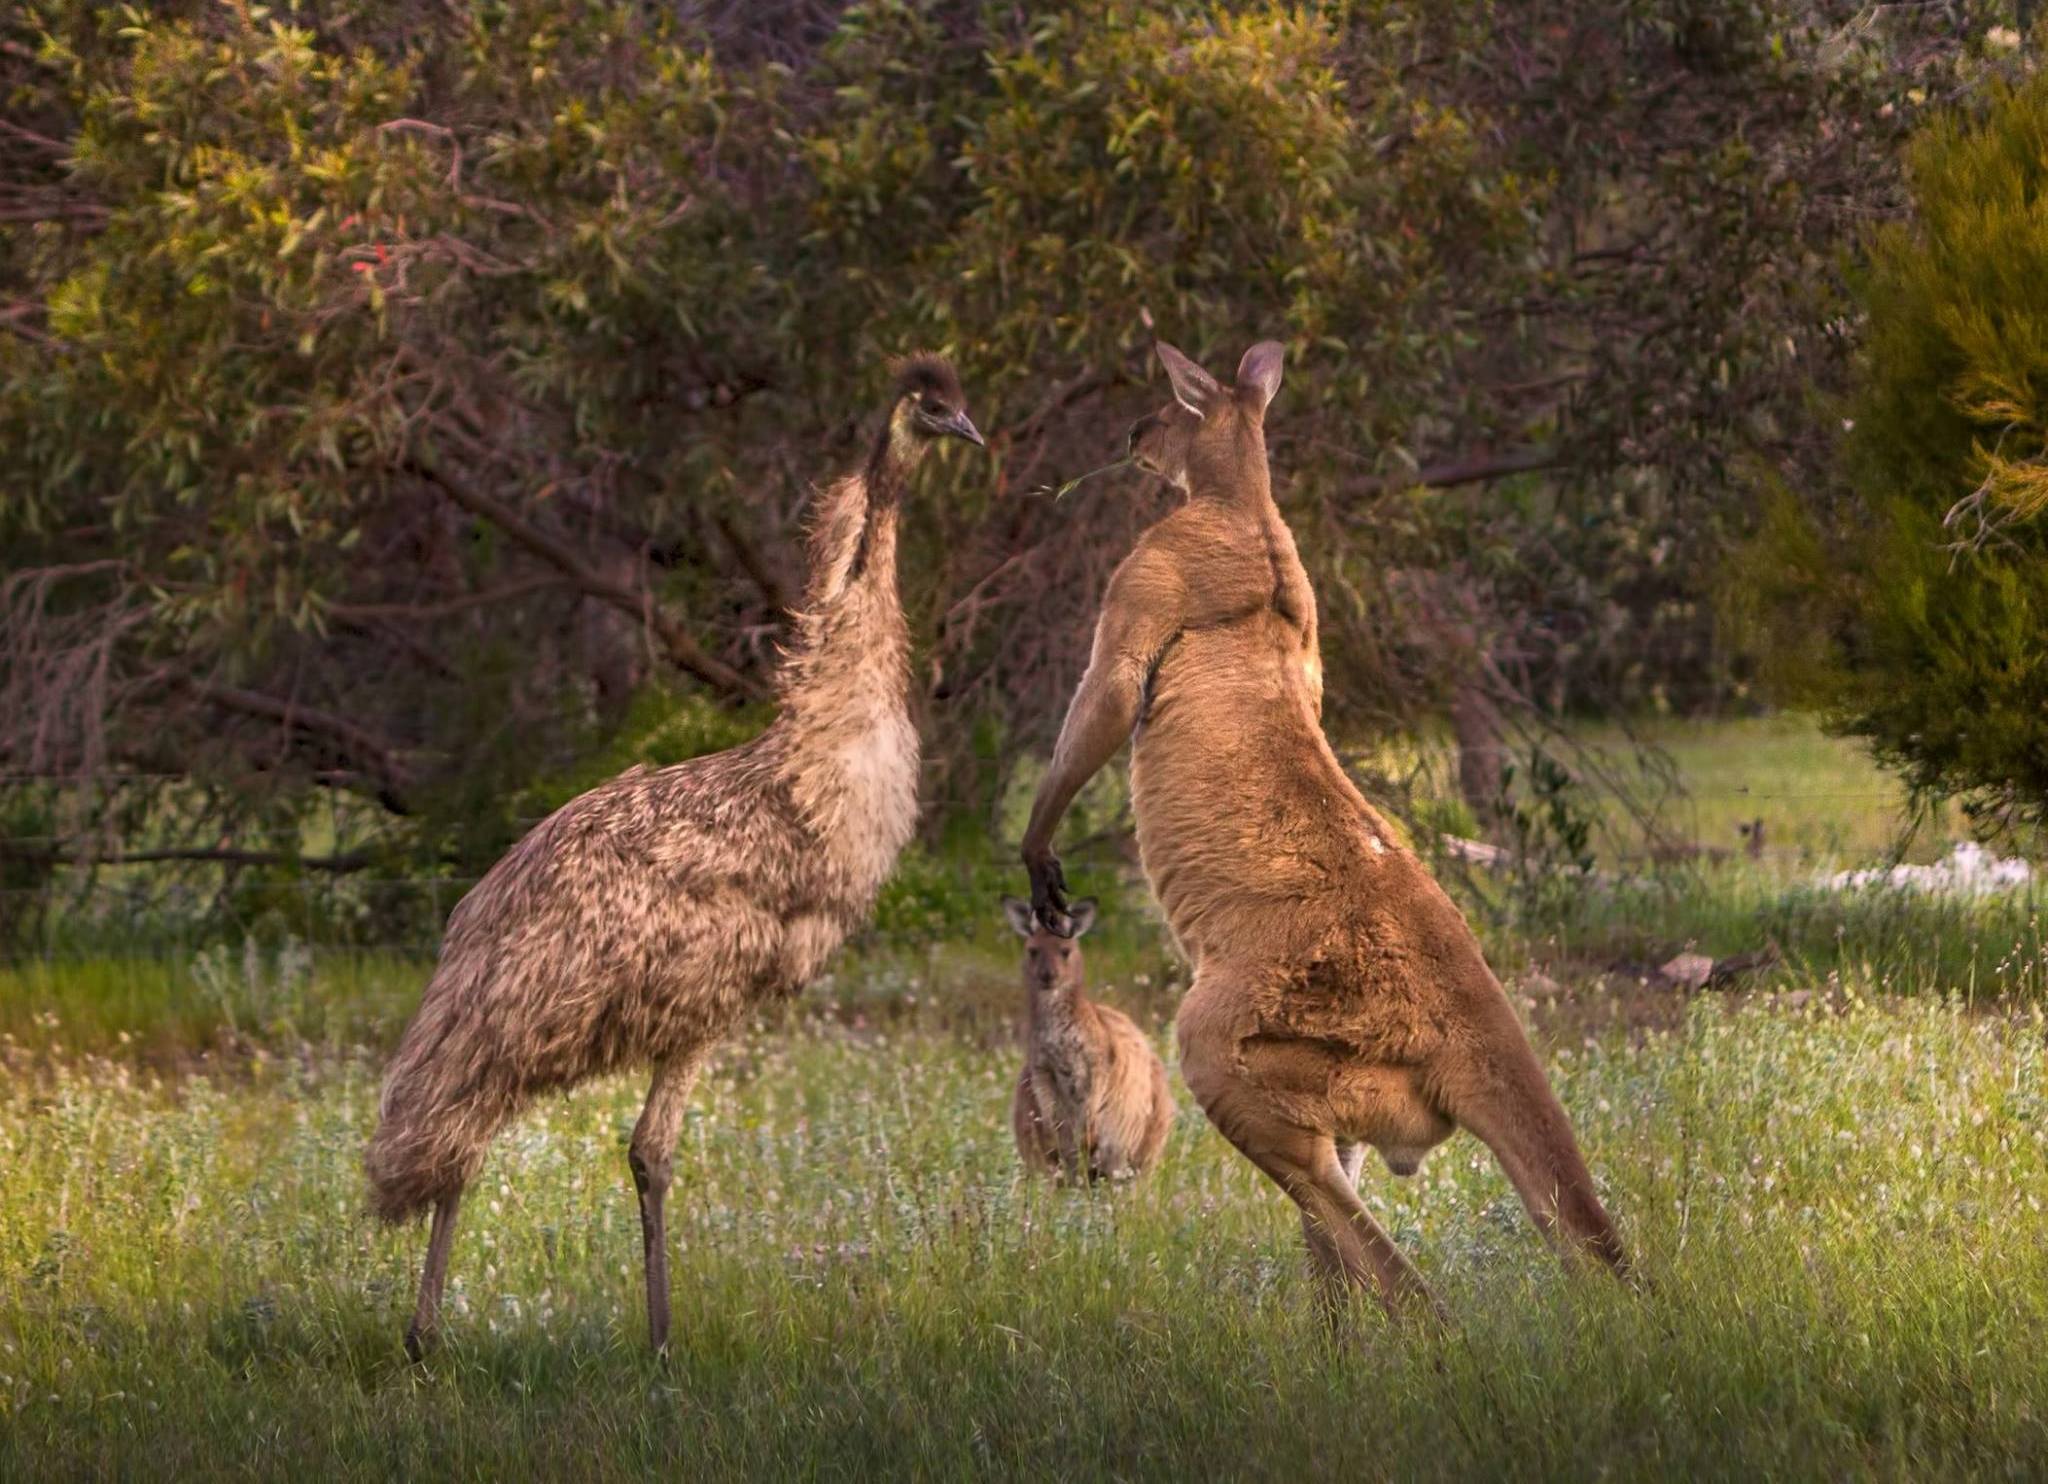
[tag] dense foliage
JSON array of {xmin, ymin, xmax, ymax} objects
[
  {"xmin": 0, "ymin": 0, "xmax": 2017, "ymax": 918},
  {"xmin": 1747, "ymin": 69, "xmax": 2048, "ymax": 830}
]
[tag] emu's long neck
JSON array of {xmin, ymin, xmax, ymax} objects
[{"xmin": 776, "ymin": 420, "xmax": 917, "ymax": 751}]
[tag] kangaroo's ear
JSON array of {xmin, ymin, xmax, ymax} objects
[
  {"xmin": 1001, "ymin": 895, "xmax": 1036, "ymax": 938},
  {"xmin": 1065, "ymin": 897, "xmax": 1098, "ymax": 938},
  {"xmin": 1236, "ymin": 341, "xmax": 1285, "ymax": 416},
  {"xmin": 1155, "ymin": 341, "xmax": 1223, "ymax": 419}
]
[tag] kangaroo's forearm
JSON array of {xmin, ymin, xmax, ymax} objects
[{"xmin": 1022, "ymin": 665, "xmax": 1142, "ymax": 860}]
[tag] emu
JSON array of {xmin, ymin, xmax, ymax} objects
[
  {"xmin": 1021, "ymin": 340, "xmax": 1626, "ymax": 1321},
  {"xmin": 365, "ymin": 356, "xmax": 983, "ymax": 1358},
  {"xmin": 1003, "ymin": 897, "xmax": 1174, "ymax": 1184}
]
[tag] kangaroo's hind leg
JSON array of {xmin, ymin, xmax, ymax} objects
[
  {"xmin": 1244, "ymin": 1107, "xmax": 1435, "ymax": 1321},
  {"xmin": 1179, "ymin": 972, "xmax": 1438, "ymax": 1320},
  {"xmin": 1298, "ymin": 1141, "xmax": 1368, "ymax": 1325},
  {"xmin": 1437, "ymin": 1010, "xmax": 1629, "ymax": 1276}
]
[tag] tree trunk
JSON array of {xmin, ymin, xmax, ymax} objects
[{"xmin": 1451, "ymin": 679, "xmax": 1507, "ymax": 839}]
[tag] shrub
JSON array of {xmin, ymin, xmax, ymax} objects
[{"xmin": 1745, "ymin": 73, "xmax": 2048, "ymax": 829}]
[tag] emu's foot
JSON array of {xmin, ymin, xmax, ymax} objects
[{"xmin": 403, "ymin": 1322, "xmax": 432, "ymax": 1364}]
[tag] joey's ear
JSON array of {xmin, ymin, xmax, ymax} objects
[
  {"xmin": 1065, "ymin": 898, "xmax": 1098, "ymax": 938},
  {"xmin": 1001, "ymin": 895, "xmax": 1036, "ymax": 938},
  {"xmin": 1235, "ymin": 341, "xmax": 1284, "ymax": 416},
  {"xmin": 1155, "ymin": 341, "xmax": 1222, "ymax": 418}
]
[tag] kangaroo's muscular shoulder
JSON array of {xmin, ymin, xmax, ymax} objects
[
  {"xmin": 1259, "ymin": 503, "xmax": 1316, "ymax": 640},
  {"xmin": 1123, "ymin": 502, "xmax": 1275, "ymax": 629}
]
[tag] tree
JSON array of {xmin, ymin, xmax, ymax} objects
[
  {"xmin": 0, "ymin": 0, "xmax": 1997, "ymax": 927},
  {"xmin": 1744, "ymin": 70, "xmax": 2048, "ymax": 830}
]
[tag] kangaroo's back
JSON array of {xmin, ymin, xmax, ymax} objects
[{"xmin": 1122, "ymin": 494, "xmax": 1423, "ymax": 965}]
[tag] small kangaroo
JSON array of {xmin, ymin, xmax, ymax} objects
[
  {"xmin": 1004, "ymin": 896, "xmax": 1175, "ymax": 1184},
  {"xmin": 1020, "ymin": 339, "xmax": 1628, "ymax": 1319}
]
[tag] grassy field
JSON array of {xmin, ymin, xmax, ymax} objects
[
  {"xmin": 5, "ymin": 997, "xmax": 2048, "ymax": 1479},
  {"xmin": 1368, "ymin": 713, "xmax": 1966, "ymax": 862},
  {"xmin": 1588, "ymin": 715, "xmax": 1948, "ymax": 859},
  {"xmin": 5, "ymin": 716, "xmax": 2048, "ymax": 1478}
]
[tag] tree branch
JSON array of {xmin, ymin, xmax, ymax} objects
[
  {"xmin": 190, "ymin": 681, "xmax": 414, "ymax": 813},
  {"xmin": 0, "ymin": 842, "xmax": 377, "ymax": 872},
  {"xmin": 1006, "ymin": 368, "xmax": 1108, "ymax": 445},
  {"xmin": 324, "ymin": 575, "xmax": 567, "ymax": 622},
  {"xmin": 415, "ymin": 460, "xmax": 767, "ymax": 700},
  {"xmin": 0, "ymin": 200, "xmax": 108, "ymax": 224},
  {"xmin": 712, "ymin": 512, "xmax": 798, "ymax": 617},
  {"xmin": 1345, "ymin": 447, "xmax": 1564, "ymax": 500}
]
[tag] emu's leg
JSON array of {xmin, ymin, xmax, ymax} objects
[
  {"xmin": 630, "ymin": 1049, "xmax": 709, "ymax": 1356},
  {"xmin": 405, "ymin": 1189, "xmax": 462, "ymax": 1362}
]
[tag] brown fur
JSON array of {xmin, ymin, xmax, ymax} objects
[
  {"xmin": 1002, "ymin": 897, "xmax": 1174, "ymax": 1183},
  {"xmin": 367, "ymin": 356, "xmax": 981, "ymax": 1354},
  {"xmin": 1021, "ymin": 341, "xmax": 1627, "ymax": 1319}
]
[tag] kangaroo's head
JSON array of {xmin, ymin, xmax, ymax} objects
[
  {"xmin": 1003, "ymin": 894, "xmax": 1097, "ymax": 996},
  {"xmin": 1127, "ymin": 340, "xmax": 1284, "ymax": 498}
]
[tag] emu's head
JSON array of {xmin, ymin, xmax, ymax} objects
[
  {"xmin": 1127, "ymin": 340, "xmax": 1284, "ymax": 497},
  {"xmin": 1002, "ymin": 894, "xmax": 1097, "ymax": 996},
  {"xmin": 887, "ymin": 352, "xmax": 984, "ymax": 460}
]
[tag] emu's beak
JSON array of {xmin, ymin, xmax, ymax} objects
[{"xmin": 940, "ymin": 408, "xmax": 985, "ymax": 448}]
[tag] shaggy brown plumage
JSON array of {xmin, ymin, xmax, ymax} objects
[
  {"xmin": 366, "ymin": 355, "xmax": 982, "ymax": 1357},
  {"xmin": 1002, "ymin": 897, "xmax": 1174, "ymax": 1183},
  {"xmin": 1021, "ymin": 341, "xmax": 1626, "ymax": 1322}
]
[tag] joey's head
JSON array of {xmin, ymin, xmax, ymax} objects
[
  {"xmin": 1003, "ymin": 894, "xmax": 1097, "ymax": 997},
  {"xmin": 1127, "ymin": 340, "xmax": 1285, "ymax": 500},
  {"xmin": 881, "ymin": 353, "xmax": 984, "ymax": 473}
]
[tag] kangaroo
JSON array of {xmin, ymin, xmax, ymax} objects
[
  {"xmin": 1003, "ymin": 896, "xmax": 1175, "ymax": 1184},
  {"xmin": 1020, "ymin": 340, "xmax": 1628, "ymax": 1319}
]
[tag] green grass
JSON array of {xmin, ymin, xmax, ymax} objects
[
  {"xmin": 1578, "ymin": 714, "xmax": 1952, "ymax": 859},
  {"xmin": 1484, "ymin": 860, "xmax": 2048, "ymax": 991},
  {"xmin": 4, "ymin": 995, "xmax": 2048, "ymax": 1478},
  {"xmin": 0, "ymin": 950, "xmax": 427, "ymax": 1062},
  {"xmin": 6, "ymin": 714, "xmax": 2046, "ymax": 1476},
  {"xmin": 1366, "ymin": 713, "xmax": 1971, "ymax": 862}
]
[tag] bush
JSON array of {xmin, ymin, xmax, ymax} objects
[{"xmin": 1745, "ymin": 73, "xmax": 2048, "ymax": 829}]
